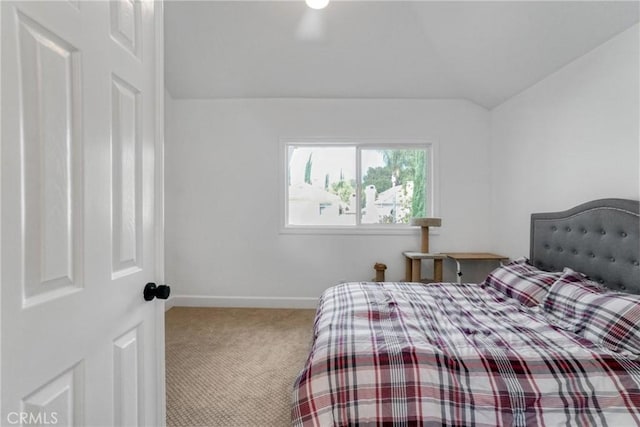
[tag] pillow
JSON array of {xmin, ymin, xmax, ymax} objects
[
  {"xmin": 541, "ymin": 271, "xmax": 605, "ymax": 332},
  {"xmin": 542, "ymin": 273, "xmax": 640, "ymax": 355},
  {"xmin": 482, "ymin": 258, "xmax": 576, "ymax": 307}
]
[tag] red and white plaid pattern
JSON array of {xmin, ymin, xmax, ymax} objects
[
  {"xmin": 482, "ymin": 258, "xmax": 569, "ymax": 306},
  {"xmin": 542, "ymin": 270, "xmax": 605, "ymax": 332},
  {"xmin": 543, "ymin": 274, "xmax": 640, "ymax": 356},
  {"xmin": 292, "ymin": 282, "xmax": 640, "ymax": 427}
]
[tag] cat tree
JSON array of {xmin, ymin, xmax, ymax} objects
[{"xmin": 403, "ymin": 218, "xmax": 445, "ymax": 282}]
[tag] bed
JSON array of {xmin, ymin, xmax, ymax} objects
[{"xmin": 292, "ymin": 199, "xmax": 640, "ymax": 426}]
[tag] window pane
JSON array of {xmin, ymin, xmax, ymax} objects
[
  {"xmin": 361, "ymin": 149, "xmax": 427, "ymax": 224},
  {"xmin": 287, "ymin": 146, "xmax": 356, "ymax": 225}
]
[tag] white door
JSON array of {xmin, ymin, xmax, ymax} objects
[{"xmin": 1, "ymin": 1, "xmax": 165, "ymax": 426}]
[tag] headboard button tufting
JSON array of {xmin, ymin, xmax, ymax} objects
[{"xmin": 530, "ymin": 199, "xmax": 639, "ymax": 295}]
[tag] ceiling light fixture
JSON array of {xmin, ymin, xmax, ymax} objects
[{"xmin": 305, "ymin": 0, "xmax": 329, "ymax": 10}]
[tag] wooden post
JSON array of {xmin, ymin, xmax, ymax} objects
[
  {"xmin": 374, "ymin": 263, "xmax": 387, "ymax": 282},
  {"xmin": 410, "ymin": 218, "xmax": 442, "ymax": 253},
  {"xmin": 411, "ymin": 259, "xmax": 421, "ymax": 282},
  {"xmin": 434, "ymin": 259, "xmax": 443, "ymax": 282},
  {"xmin": 421, "ymin": 227, "xmax": 430, "ymax": 253}
]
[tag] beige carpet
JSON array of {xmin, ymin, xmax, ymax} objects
[{"xmin": 165, "ymin": 307, "xmax": 316, "ymax": 427}]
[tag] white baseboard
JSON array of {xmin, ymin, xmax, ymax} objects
[{"xmin": 166, "ymin": 294, "xmax": 319, "ymax": 310}]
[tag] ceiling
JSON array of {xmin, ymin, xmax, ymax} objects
[{"xmin": 165, "ymin": 1, "xmax": 639, "ymax": 109}]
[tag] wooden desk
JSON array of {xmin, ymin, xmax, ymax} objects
[
  {"xmin": 403, "ymin": 252, "xmax": 447, "ymax": 283},
  {"xmin": 441, "ymin": 252, "xmax": 509, "ymax": 283}
]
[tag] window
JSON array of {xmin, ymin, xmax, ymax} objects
[{"xmin": 283, "ymin": 141, "xmax": 434, "ymax": 231}]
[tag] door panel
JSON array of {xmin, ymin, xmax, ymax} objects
[
  {"xmin": 1, "ymin": 1, "xmax": 164, "ymax": 426},
  {"xmin": 111, "ymin": 74, "xmax": 142, "ymax": 278},
  {"xmin": 110, "ymin": 0, "xmax": 141, "ymax": 59},
  {"xmin": 113, "ymin": 325, "xmax": 143, "ymax": 427},
  {"xmin": 16, "ymin": 8, "xmax": 84, "ymax": 307},
  {"xmin": 21, "ymin": 363, "xmax": 84, "ymax": 426}
]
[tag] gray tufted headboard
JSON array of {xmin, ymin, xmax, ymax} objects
[{"xmin": 530, "ymin": 198, "xmax": 640, "ymax": 295}]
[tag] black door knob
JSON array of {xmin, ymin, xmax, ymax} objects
[{"xmin": 144, "ymin": 283, "xmax": 171, "ymax": 301}]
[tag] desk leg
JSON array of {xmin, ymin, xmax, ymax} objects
[
  {"xmin": 411, "ymin": 259, "xmax": 421, "ymax": 282},
  {"xmin": 405, "ymin": 258, "xmax": 412, "ymax": 281},
  {"xmin": 434, "ymin": 259, "xmax": 443, "ymax": 283},
  {"xmin": 455, "ymin": 260, "xmax": 462, "ymax": 284}
]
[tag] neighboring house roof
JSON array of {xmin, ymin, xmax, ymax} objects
[
  {"xmin": 289, "ymin": 183, "xmax": 341, "ymax": 204},
  {"xmin": 376, "ymin": 184, "xmax": 409, "ymax": 205}
]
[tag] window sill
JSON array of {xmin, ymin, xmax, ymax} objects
[{"xmin": 280, "ymin": 226, "xmax": 441, "ymax": 236}]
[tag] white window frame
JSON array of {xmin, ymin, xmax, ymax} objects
[{"xmin": 280, "ymin": 138, "xmax": 439, "ymax": 235}]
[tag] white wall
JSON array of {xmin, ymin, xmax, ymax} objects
[
  {"xmin": 490, "ymin": 24, "xmax": 640, "ymax": 259},
  {"xmin": 165, "ymin": 99, "xmax": 492, "ymax": 306}
]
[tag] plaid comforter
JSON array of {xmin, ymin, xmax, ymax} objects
[{"xmin": 292, "ymin": 282, "xmax": 640, "ymax": 426}]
